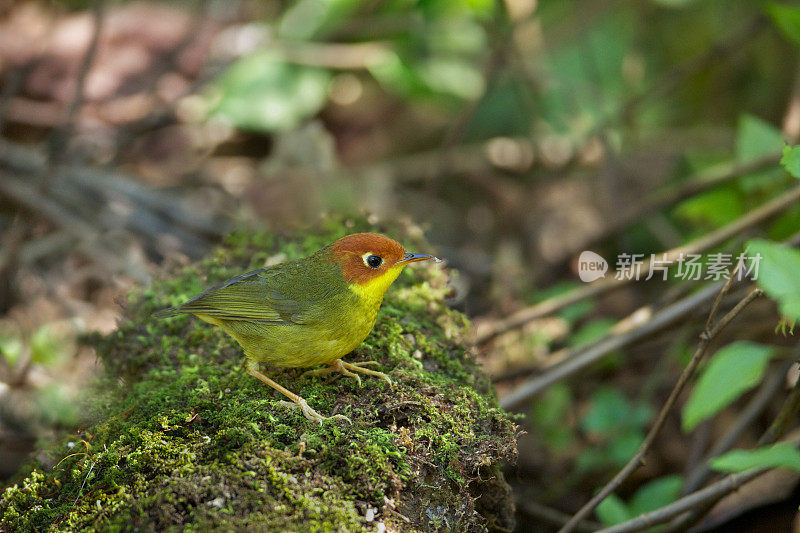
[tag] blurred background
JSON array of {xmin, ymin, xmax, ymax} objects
[{"xmin": 2, "ymin": 0, "xmax": 800, "ymax": 530}]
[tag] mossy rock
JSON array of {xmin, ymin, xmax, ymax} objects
[{"xmin": 1, "ymin": 219, "xmax": 518, "ymax": 532}]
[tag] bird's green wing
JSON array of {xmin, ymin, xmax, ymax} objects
[{"xmin": 157, "ymin": 265, "xmax": 319, "ymax": 325}]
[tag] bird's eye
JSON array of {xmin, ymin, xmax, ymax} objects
[{"xmin": 365, "ymin": 254, "xmax": 383, "ymax": 268}]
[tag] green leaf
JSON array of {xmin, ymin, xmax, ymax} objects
[
  {"xmin": 608, "ymin": 431, "xmax": 644, "ymax": 466},
  {"xmin": 581, "ymin": 388, "xmax": 631, "ymax": 435},
  {"xmin": 596, "ymin": 494, "xmax": 633, "ymax": 526},
  {"xmin": 767, "ymin": 3, "xmax": 800, "ymax": 48},
  {"xmin": 711, "ymin": 442, "xmax": 800, "ymax": 473},
  {"xmin": 582, "ymin": 388, "xmax": 653, "ymax": 435},
  {"xmin": 629, "ymin": 475, "xmax": 683, "ymax": 516},
  {"xmin": 736, "ymin": 114, "xmax": 784, "ymax": 191},
  {"xmin": 747, "ymin": 239, "xmax": 800, "ymax": 320},
  {"xmin": 673, "ymin": 187, "xmax": 743, "ymax": 227},
  {"xmin": 531, "ymin": 384, "xmax": 575, "ymax": 453},
  {"xmin": 208, "ymin": 51, "xmax": 331, "ymax": 133},
  {"xmin": 0, "ymin": 328, "xmax": 23, "ymax": 367},
  {"xmin": 737, "ymin": 114, "xmax": 784, "ymax": 162},
  {"xmin": 781, "ymin": 145, "xmax": 800, "ymax": 178},
  {"xmin": 682, "ymin": 342, "xmax": 774, "ymax": 432},
  {"xmin": 569, "ymin": 318, "xmax": 616, "ymax": 348},
  {"xmin": 278, "ymin": 0, "xmax": 362, "ymax": 40}
]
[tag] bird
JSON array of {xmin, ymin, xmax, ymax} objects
[{"xmin": 154, "ymin": 232, "xmax": 437, "ymax": 424}]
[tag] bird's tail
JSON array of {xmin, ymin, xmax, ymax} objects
[{"xmin": 152, "ymin": 305, "xmax": 185, "ymax": 318}]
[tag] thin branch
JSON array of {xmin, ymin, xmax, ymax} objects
[
  {"xmin": 517, "ymin": 499, "xmax": 602, "ymax": 533},
  {"xmin": 0, "ymin": 65, "xmax": 28, "ymax": 136},
  {"xmin": 500, "ymin": 210, "xmax": 800, "ymax": 410},
  {"xmin": 589, "ymin": 152, "xmax": 781, "ymax": 248},
  {"xmin": 558, "ymin": 288, "xmax": 764, "ymax": 533},
  {"xmin": 618, "ymin": 366, "xmax": 800, "ymax": 533},
  {"xmin": 782, "ymin": 62, "xmax": 800, "ymax": 144},
  {"xmin": 0, "ymin": 138, "xmax": 225, "ymax": 248},
  {"xmin": 476, "ymin": 183, "xmax": 800, "ymax": 345},
  {"xmin": 276, "ymin": 40, "xmax": 392, "ymax": 69},
  {"xmin": 682, "ymin": 363, "xmax": 787, "ymax": 494},
  {"xmin": 0, "ymin": 174, "xmax": 150, "ymax": 282},
  {"xmin": 500, "ymin": 281, "xmax": 723, "ymax": 410},
  {"xmin": 597, "ymin": 466, "xmax": 766, "ymax": 533},
  {"xmin": 758, "ymin": 361, "xmax": 800, "ymax": 448},
  {"xmin": 46, "ymin": 0, "xmax": 105, "ymax": 169}
]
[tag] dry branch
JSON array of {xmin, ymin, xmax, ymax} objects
[
  {"xmin": 478, "ymin": 183, "xmax": 800, "ymax": 345},
  {"xmin": 606, "ymin": 368, "xmax": 800, "ymax": 533},
  {"xmin": 558, "ymin": 286, "xmax": 764, "ymax": 533}
]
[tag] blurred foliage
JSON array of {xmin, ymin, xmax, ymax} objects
[
  {"xmin": 207, "ymin": 0, "xmax": 494, "ymax": 132},
  {"xmin": 0, "ymin": 323, "xmax": 72, "ymax": 369},
  {"xmin": 749, "ymin": 238, "xmax": 800, "ymax": 321},
  {"xmin": 577, "ymin": 388, "xmax": 652, "ymax": 474},
  {"xmin": 596, "ymin": 474, "xmax": 683, "ymax": 527},
  {"xmin": 530, "ymin": 383, "xmax": 573, "ymax": 455},
  {"xmin": 0, "ymin": 322, "xmax": 78, "ymax": 429},
  {"xmin": 767, "ymin": 3, "xmax": 800, "ymax": 48},
  {"xmin": 7, "ymin": 0, "xmax": 800, "ymax": 528},
  {"xmin": 209, "ymin": 52, "xmax": 331, "ymax": 132}
]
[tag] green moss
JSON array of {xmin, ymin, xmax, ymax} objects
[{"xmin": 1, "ymin": 218, "xmax": 517, "ymax": 532}]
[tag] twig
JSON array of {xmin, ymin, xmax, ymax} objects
[
  {"xmin": 46, "ymin": 1, "xmax": 105, "ymax": 169},
  {"xmin": 0, "ymin": 174, "xmax": 151, "ymax": 282},
  {"xmin": 758, "ymin": 363, "xmax": 800, "ymax": 448},
  {"xmin": 558, "ymin": 287, "xmax": 764, "ymax": 533},
  {"xmin": 500, "ymin": 282, "xmax": 723, "ymax": 410},
  {"xmin": 782, "ymin": 63, "xmax": 800, "ymax": 144},
  {"xmin": 617, "ymin": 364, "xmax": 800, "ymax": 533},
  {"xmin": 0, "ymin": 214, "xmax": 26, "ymax": 313},
  {"xmin": 0, "ymin": 65, "xmax": 28, "ymax": 136},
  {"xmin": 500, "ymin": 218, "xmax": 800, "ymax": 410},
  {"xmin": 517, "ymin": 499, "xmax": 602, "ymax": 533},
  {"xmin": 476, "ymin": 183, "xmax": 800, "ymax": 345},
  {"xmin": 276, "ymin": 40, "xmax": 392, "ymax": 69},
  {"xmin": 0, "ymin": 138, "xmax": 225, "ymax": 250},
  {"xmin": 597, "ymin": 466, "xmax": 767, "ymax": 533},
  {"xmin": 681, "ymin": 363, "xmax": 787, "ymax": 494}
]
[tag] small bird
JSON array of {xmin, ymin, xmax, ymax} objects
[{"xmin": 154, "ymin": 233, "xmax": 437, "ymax": 424}]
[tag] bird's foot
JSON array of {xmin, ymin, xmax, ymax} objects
[
  {"xmin": 279, "ymin": 398, "xmax": 352, "ymax": 425},
  {"xmin": 303, "ymin": 359, "xmax": 392, "ymax": 387}
]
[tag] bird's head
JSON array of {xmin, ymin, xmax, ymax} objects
[{"xmin": 328, "ymin": 232, "xmax": 434, "ymax": 298}]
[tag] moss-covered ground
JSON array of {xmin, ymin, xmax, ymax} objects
[{"xmin": 0, "ymin": 218, "xmax": 518, "ymax": 532}]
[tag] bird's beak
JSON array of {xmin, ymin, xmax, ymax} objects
[{"xmin": 399, "ymin": 252, "xmax": 434, "ymax": 264}]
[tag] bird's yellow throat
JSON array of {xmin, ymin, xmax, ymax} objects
[{"xmin": 347, "ymin": 263, "xmax": 406, "ymax": 305}]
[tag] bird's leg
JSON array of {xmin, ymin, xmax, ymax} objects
[
  {"xmin": 245, "ymin": 360, "xmax": 351, "ymax": 425},
  {"xmin": 302, "ymin": 359, "xmax": 393, "ymax": 387}
]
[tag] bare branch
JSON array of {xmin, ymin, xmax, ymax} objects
[
  {"xmin": 558, "ymin": 288, "xmax": 764, "ymax": 533},
  {"xmin": 46, "ymin": 1, "xmax": 105, "ymax": 169},
  {"xmin": 500, "ymin": 281, "xmax": 722, "ymax": 410},
  {"xmin": 682, "ymin": 363, "xmax": 787, "ymax": 494},
  {"xmin": 616, "ymin": 367, "xmax": 800, "ymax": 533},
  {"xmin": 477, "ymin": 184, "xmax": 800, "ymax": 344}
]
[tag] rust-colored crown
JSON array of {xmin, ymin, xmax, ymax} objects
[{"xmin": 329, "ymin": 233, "xmax": 407, "ymax": 284}]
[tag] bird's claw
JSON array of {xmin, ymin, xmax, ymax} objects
[
  {"xmin": 302, "ymin": 359, "xmax": 393, "ymax": 388},
  {"xmin": 279, "ymin": 399, "xmax": 352, "ymax": 425},
  {"xmin": 341, "ymin": 360, "xmax": 394, "ymax": 387}
]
